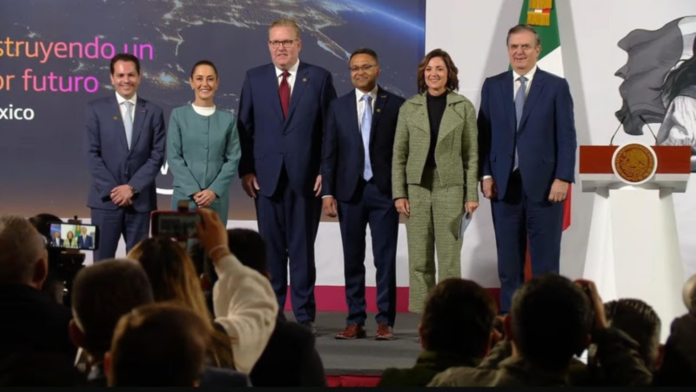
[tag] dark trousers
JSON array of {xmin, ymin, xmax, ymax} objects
[
  {"xmin": 491, "ymin": 171, "xmax": 564, "ymax": 313},
  {"xmin": 256, "ymin": 168, "xmax": 321, "ymax": 323},
  {"xmin": 337, "ymin": 179, "xmax": 398, "ymax": 327},
  {"xmin": 91, "ymin": 207, "xmax": 150, "ymax": 262}
]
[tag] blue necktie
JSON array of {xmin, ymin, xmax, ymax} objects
[
  {"xmin": 361, "ymin": 94, "xmax": 373, "ymax": 181},
  {"xmin": 513, "ymin": 76, "xmax": 527, "ymax": 172},
  {"xmin": 123, "ymin": 100, "xmax": 133, "ymax": 150}
]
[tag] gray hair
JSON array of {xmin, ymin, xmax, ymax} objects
[
  {"xmin": 0, "ymin": 215, "xmax": 47, "ymax": 285},
  {"xmin": 506, "ymin": 24, "xmax": 541, "ymax": 47}
]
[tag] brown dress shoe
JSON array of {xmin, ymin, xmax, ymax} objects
[
  {"xmin": 335, "ymin": 323, "xmax": 366, "ymax": 340},
  {"xmin": 375, "ymin": 323, "xmax": 394, "ymax": 340}
]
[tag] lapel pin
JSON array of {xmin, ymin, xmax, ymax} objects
[
  {"xmin": 376, "ymin": 108, "xmax": 381, "ymax": 113},
  {"xmin": 113, "ymin": 116, "xmax": 119, "ymax": 120},
  {"xmin": 302, "ymin": 78, "xmax": 307, "ymax": 82},
  {"xmin": 381, "ymin": 94, "xmax": 386, "ymax": 98}
]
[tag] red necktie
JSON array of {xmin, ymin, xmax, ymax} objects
[{"xmin": 279, "ymin": 71, "xmax": 290, "ymax": 119}]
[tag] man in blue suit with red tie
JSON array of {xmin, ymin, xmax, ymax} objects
[
  {"xmin": 478, "ymin": 24, "xmax": 577, "ymax": 313},
  {"xmin": 237, "ymin": 19, "xmax": 336, "ymax": 334},
  {"xmin": 86, "ymin": 53, "xmax": 166, "ymax": 262},
  {"xmin": 321, "ymin": 48, "xmax": 404, "ymax": 340}
]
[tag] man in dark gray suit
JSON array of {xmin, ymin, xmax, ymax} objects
[{"xmin": 85, "ymin": 53, "xmax": 166, "ymax": 261}]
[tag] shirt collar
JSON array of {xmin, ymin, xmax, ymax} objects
[
  {"xmin": 275, "ymin": 59, "xmax": 300, "ymax": 78},
  {"xmin": 115, "ymin": 92, "xmax": 137, "ymax": 106},
  {"xmin": 512, "ymin": 65, "xmax": 538, "ymax": 82},
  {"xmin": 356, "ymin": 85, "xmax": 378, "ymax": 102}
]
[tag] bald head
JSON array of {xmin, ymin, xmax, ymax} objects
[{"xmin": 0, "ymin": 215, "xmax": 48, "ymax": 287}]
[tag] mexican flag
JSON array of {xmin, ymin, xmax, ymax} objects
[{"xmin": 520, "ymin": 0, "xmax": 572, "ymax": 279}]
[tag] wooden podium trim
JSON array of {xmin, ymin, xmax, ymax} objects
[{"xmin": 579, "ymin": 145, "xmax": 691, "ymax": 174}]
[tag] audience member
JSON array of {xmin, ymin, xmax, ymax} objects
[
  {"xmin": 226, "ymin": 228, "xmax": 326, "ymax": 386},
  {"xmin": 655, "ymin": 274, "xmax": 696, "ymax": 386},
  {"xmin": 69, "ymin": 258, "xmax": 155, "ymax": 385},
  {"xmin": 428, "ymin": 275, "xmax": 653, "ymax": 387},
  {"xmin": 0, "ymin": 215, "xmax": 75, "ymax": 364},
  {"xmin": 133, "ymin": 207, "xmax": 278, "ymax": 375},
  {"xmin": 0, "ymin": 353, "xmax": 85, "ymax": 386},
  {"xmin": 378, "ymin": 278, "xmax": 497, "ymax": 386},
  {"xmin": 127, "ymin": 237, "xmax": 235, "ymax": 369},
  {"xmin": 105, "ymin": 303, "xmax": 211, "ymax": 387}
]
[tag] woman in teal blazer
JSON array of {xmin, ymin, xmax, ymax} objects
[{"xmin": 168, "ymin": 60, "xmax": 241, "ymax": 224}]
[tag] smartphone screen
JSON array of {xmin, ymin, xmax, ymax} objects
[
  {"xmin": 49, "ymin": 223, "xmax": 98, "ymax": 251},
  {"xmin": 151, "ymin": 212, "xmax": 201, "ymax": 239}
]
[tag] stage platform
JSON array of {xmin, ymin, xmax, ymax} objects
[{"xmin": 284, "ymin": 311, "xmax": 422, "ymax": 377}]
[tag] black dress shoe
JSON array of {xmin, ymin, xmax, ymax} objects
[{"xmin": 300, "ymin": 320, "xmax": 317, "ymax": 336}]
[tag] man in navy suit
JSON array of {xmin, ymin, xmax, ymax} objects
[
  {"xmin": 86, "ymin": 53, "xmax": 166, "ymax": 262},
  {"xmin": 321, "ymin": 48, "xmax": 404, "ymax": 340},
  {"xmin": 478, "ymin": 24, "xmax": 577, "ymax": 313},
  {"xmin": 237, "ymin": 19, "xmax": 336, "ymax": 334},
  {"xmin": 77, "ymin": 226, "xmax": 94, "ymax": 250}
]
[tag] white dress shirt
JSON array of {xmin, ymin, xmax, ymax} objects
[
  {"xmin": 115, "ymin": 92, "xmax": 136, "ymax": 124},
  {"xmin": 275, "ymin": 59, "xmax": 300, "ymax": 95},
  {"xmin": 512, "ymin": 65, "xmax": 537, "ymax": 101},
  {"xmin": 356, "ymin": 86, "xmax": 377, "ymax": 124}
]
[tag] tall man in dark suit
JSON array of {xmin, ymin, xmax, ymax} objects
[
  {"xmin": 85, "ymin": 53, "xmax": 166, "ymax": 262},
  {"xmin": 478, "ymin": 24, "xmax": 577, "ymax": 313},
  {"xmin": 321, "ymin": 48, "xmax": 404, "ymax": 340},
  {"xmin": 237, "ymin": 19, "xmax": 336, "ymax": 334},
  {"xmin": 77, "ymin": 226, "xmax": 94, "ymax": 250}
]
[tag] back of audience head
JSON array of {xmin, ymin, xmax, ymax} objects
[
  {"xmin": 0, "ymin": 215, "xmax": 48, "ymax": 289},
  {"xmin": 127, "ymin": 237, "xmax": 210, "ymax": 316},
  {"xmin": 106, "ymin": 303, "xmax": 210, "ymax": 387},
  {"xmin": 127, "ymin": 237, "xmax": 234, "ymax": 368},
  {"xmin": 508, "ymin": 274, "xmax": 591, "ymax": 372},
  {"xmin": 226, "ymin": 228, "xmax": 269, "ymax": 278},
  {"xmin": 419, "ymin": 278, "xmax": 497, "ymax": 358},
  {"xmin": 683, "ymin": 273, "xmax": 696, "ymax": 316},
  {"xmin": 70, "ymin": 259, "xmax": 154, "ymax": 363},
  {"xmin": 603, "ymin": 298, "xmax": 661, "ymax": 370}
]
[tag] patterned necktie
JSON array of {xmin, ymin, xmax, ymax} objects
[
  {"xmin": 513, "ymin": 76, "xmax": 527, "ymax": 171},
  {"xmin": 361, "ymin": 94, "xmax": 373, "ymax": 181},
  {"xmin": 123, "ymin": 100, "xmax": 133, "ymax": 150},
  {"xmin": 279, "ymin": 71, "xmax": 290, "ymax": 119}
]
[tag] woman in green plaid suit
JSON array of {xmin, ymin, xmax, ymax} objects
[{"xmin": 392, "ymin": 49, "xmax": 479, "ymax": 313}]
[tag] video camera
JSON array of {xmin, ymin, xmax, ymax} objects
[{"xmin": 29, "ymin": 214, "xmax": 100, "ymax": 307}]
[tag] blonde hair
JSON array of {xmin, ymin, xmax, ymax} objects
[
  {"xmin": 269, "ymin": 18, "xmax": 301, "ymax": 40},
  {"xmin": 0, "ymin": 215, "xmax": 46, "ymax": 285},
  {"xmin": 127, "ymin": 238, "xmax": 234, "ymax": 369}
]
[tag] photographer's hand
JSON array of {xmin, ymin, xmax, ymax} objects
[
  {"xmin": 195, "ymin": 208, "xmax": 229, "ymax": 264},
  {"xmin": 574, "ymin": 279, "xmax": 609, "ymax": 330}
]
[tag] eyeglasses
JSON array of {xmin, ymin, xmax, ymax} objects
[
  {"xmin": 349, "ymin": 64, "xmax": 378, "ymax": 72},
  {"xmin": 269, "ymin": 40, "xmax": 296, "ymax": 48}
]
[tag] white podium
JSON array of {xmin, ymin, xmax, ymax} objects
[{"xmin": 580, "ymin": 144, "xmax": 691, "ymax": 342}]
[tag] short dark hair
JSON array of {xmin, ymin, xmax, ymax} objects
[
  {"xmin": 421, "ymin": 278, "xmax": 497, "ymax": 357},
  {"xmin": 350, "ymin": 47, "xmax": 379, "ymax": 63},
  {"xmin": 506, "ymin": 24, "xmax": 541, "ymax": 47},
  {"xmin": 109, "ymin": 303, "xmax": 210, "ymax": 387},
  {"xmin": 604, "ymin": 298, "xmax": 661, "ymax": 369},
  {"xmin": 71, "ymin": 259, "xmax": 154, "ymax": 358},
  {"xmin": 511, "ymin": 274, "xmax": 591, "ymax": 371},
  {"xmin": 417, "ymin": 48, "xmax": 459, "ymax": 93},
  {"xmin": 110, "ymin": 53, "xmax": 140, "ymax": 75},
  {"xmin": 190, "ymin": 60, "xmax": 218, "ymax": 79},
  {"xmin": 226, "ymin": 228, "xmax": 268, "ymax": 277}
]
